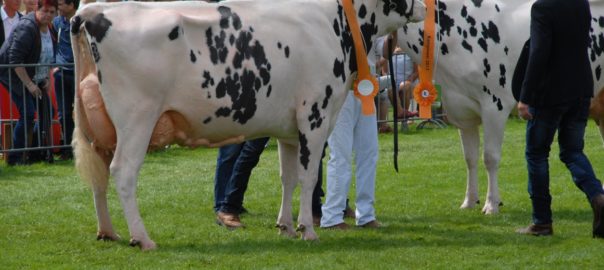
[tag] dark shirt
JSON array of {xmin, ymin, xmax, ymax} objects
[
  {"xmin": 53, "ymin": 15, "xmax": 73, "ymax": 71},
  {"xmin": 519, "ymin": 0, "xmax": 593, "ymax": 108}
]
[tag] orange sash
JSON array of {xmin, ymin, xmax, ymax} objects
[
  {"xmin": 413, "ymin": 0, "xmax": 437, "ymax": 119},
  {"xmin": 342, "ymin": 0, "xmax": 378, "ymax": 115}
]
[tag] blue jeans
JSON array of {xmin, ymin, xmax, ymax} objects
[
  {"xmin": 214, "ymin": 137, "xmax": 269, "ymax": 214},
  {"xmin": 54, "ymin": 70, "xmax": 74, "ymax": 152},
  {"xmin": 526, "ymin": 98, "xmax": 603, "ymax": 225},
  {"xmin": 8, "ymin": 89, "xmax": 36, "ymax": 164}
]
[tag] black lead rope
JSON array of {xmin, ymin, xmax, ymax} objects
[{"xmin": 387, "ymin": 37, "xmax": 399, "ymax": 173}]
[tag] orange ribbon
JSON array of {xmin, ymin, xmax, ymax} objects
[
  {"xmin": 343, "ymin": 0, "xmax": 378, "ymax": 115},
  {"xmin": 413, "ymin": 0, "xmax": 437, "ymax": 119}
]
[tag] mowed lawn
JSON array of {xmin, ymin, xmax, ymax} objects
[{"xmin": 1, "ymin": 118, "xmax": 603, "ymax": 269}]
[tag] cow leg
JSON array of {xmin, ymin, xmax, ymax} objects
[
  {"xmin": 459, "ymin": 127, "xmax": 480, "ymax": 210},
  {"xmin": 276, "ymin": 140, "xmax": 298, "ymax": 238},
  {"xmin": 481, "ymin": 116, "xmax": 504, "ymax": 214},
  {"xmin": 110, "ymin": 121, "xmax": 158, "ymax": 251},
  {"xmin": 296, "ymin": 135, "xmax": 321, "ymax": 241},
  {"xmin": 73, "ymin": 124, "xmax": 118, "ymax": 241}
]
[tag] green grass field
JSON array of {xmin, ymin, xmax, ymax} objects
[{"xmin": 1, "ymin": 118, "xmax": 603, "ymax": 269}]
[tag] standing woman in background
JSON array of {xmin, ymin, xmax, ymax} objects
[{"xmin": 0, "ymin": 0, "xmax": 57, "ymax": 165}]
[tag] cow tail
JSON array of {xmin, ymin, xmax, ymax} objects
[{"xmin": 71, "ymin": 12, "xmax": 110, "ymax": 188}]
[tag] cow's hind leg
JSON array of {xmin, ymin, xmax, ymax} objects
[
  {"xmin": 481, "ymin": 116, "xmax": 505, "ymax": 214},
  {"xmin": 295, "ymin": 131, "xmax": 322, "ymax": 241},
  {"xmin": 73, "ymin": 110, "xmax": 118, "ymax": 241},
  {"xmin": 110, "ymin": 119, "xmax": 159, "ymax": 251},
  {"xmin": 276, "ymin": 140, "xmax": 298, "ymax": 238},
  {"xmin": 459, "ymin": 127, "xmax": 480, "ymax": 210}
]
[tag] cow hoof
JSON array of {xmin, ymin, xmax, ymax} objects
[
  {"xmin": 459, "ymin": 199, "xmax": 479, "ymax": 210},
  {"xmin": 96, "ymin": 232, "xmax": 120, "ymax": 241},
  {"xmin": 481, "ymin": 204, "xmax": 499, "ymax": 215},
  {"xmin": 301, "ymin": 231, "xmax": 319, "ymax": 241},
  {"xmin": 129, "ymin": 238, "xmax": 157, "ymax": 251},
  {"xmin": 276, "ymin": 224, "xmax": 297, "ymax": 238}
]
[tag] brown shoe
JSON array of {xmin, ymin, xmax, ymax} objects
[
  {"xmin": 344, "ymin": 206, "xmax": 355, "ymax": 219},
  {"xmin": 590, "ymin": 194, "xmax": 604, "ymax": 238},
  {"xmin": 322, "ymin": 222, "xmax": 349, "ymax": 230},
  {"xmin": 359, "ymin": 220, "xmax": 381, "ymax": 228},
  {"xmin": 516, "ymin": 223, "xmax": 553, "ymax": 236},
  {"xmin": 216, "ymin": 211, "xmax": 244, "ymax": 229}
]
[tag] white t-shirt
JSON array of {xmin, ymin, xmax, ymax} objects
[
  {"xmin": 1, "ymin": 7, "xmax": 19, "ymax": 41},
  {"xmin": 34, "ymin": 30, "xmax": 54, "ymax": 83}
]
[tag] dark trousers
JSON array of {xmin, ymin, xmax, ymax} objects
[
  {"xmin": 7, "ymin": 89, "xmax": 37, "ymax": 163},
  {"xmin": 214, "ymin": 137, "xmax": 269, "ymax": 214},
  {"xmin": 526, "ymin": 98, "xmax": 604, "ymax": 225},
  {"xmin": 54, "ymin": 70, "xmax": 74, "ymax": 152}
]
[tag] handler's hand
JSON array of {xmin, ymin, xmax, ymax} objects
[
  {"xmin": 517, "ymin": 101, "xmax": 532, "ymax": 120},
  {"xmin": 26, "ymin": 82, "xmax": 42, "ymax": 99}
]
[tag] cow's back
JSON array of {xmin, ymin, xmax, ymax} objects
[{"xmin": 76, "ymin": 0, "xmax": 348, "ymax": 143}]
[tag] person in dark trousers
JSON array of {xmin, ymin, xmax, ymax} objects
[
  {"xmin": 214, "ymin": 137, "xmax": 269, "ymax": 229},
  {"xmin": 516, "ymin": 0, "xmax": 604, "ymax": 238},
  {"xmin": 0, "ymin": 0, "xmax": 57, "ymax": 166},
  {"xmin": 53, "ymin": 0, "xmax": 78, "ymax": 160}
]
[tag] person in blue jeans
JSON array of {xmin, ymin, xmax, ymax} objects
[
  {"xmin": 516, "ymin": 0, "xmax": 604, "ymax": 237},
  {"xmin": 214, "ymin": 137, "xmax": 269, "ymax": 229},
  {"xmin": 52, "ymin": 0, "xmax": 78, "ymax": 160}
]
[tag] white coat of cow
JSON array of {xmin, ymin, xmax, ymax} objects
[
  {"xmin": 397, "ymin": 0, "xmax": 604, "ymax": 214},
  {"xmin": 71, "ymin": 0, "xmax": 426, "ymax": 250}
]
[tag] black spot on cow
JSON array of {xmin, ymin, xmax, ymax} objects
[
  {"xmin": 471, "ymin": 0, "xmax": 483, "ymax": 8},
  {"xmin": 495, "ymin": 5, "xmax": 500, "ymax": 12},
  {"xmin": 322, "ymin": 85, "xmax": 333, "ymax": 109},
  {"xmin": 481, "ymin": 21, "xmax": 501, "ymax": 43},
  {"xmin": 596, "ymin": 65, "xmax": 602, "ymax": 81},
  {"xmin": 499, "ymin": 64, "xmax": 506, "ymax": 87},
  {"xmin": 206, "ymin": 28, "xmax": 228, "ymax": 64},
  {"xmin": 215, "ymin": 107, "xmax": 231, "ymax": 117},
  {"xmin": 229, "ymin": 34, "xmax": 235, "ymax": 45},
  {"xmin": 277, "ymin": 42, "xmax": 282, "ymax": 49},
  {"xmin": 461, "ymin": 6, "xmax": 468, "ymax": 18},
  {"xmin": 203, "ymin": 117, "xmax": 212, "ymax": 124},
  {"xmin": 217, "ymin": 6, "xmax": 243, "ymax": 30},
  {"xmin": 308, "ymin": 103, "xmax": 323, "ymax": 130},
  {"xmin": 469, "ymin": 27, "xmax": 478, "ymax": 37},
  {"xmin": 478, "ymin": 38, "xmax": 488, "ymax": 52},
  {"xmin": 333, "ymin": 59, "xmax": 346, "ymax": 83},
  {"xmin": 483, "ymin": 58, "xmax": 491, "ymax": 77},
  {"xmin": 495, "ymin": 97, "xmax": 503, "ymax": 110},
  {"xmin": 91, "ymin": 42, "xmax": 101, "ymax": 63},
  {"xmin": 483, "ymin": 85, "xmax": 491, "ymax": 95},
  {"xmin": 333, "ymin": 19, "xmax": 341, "ymax": 36},
  {"xmin": 298, "ymin": 131, "xmax": 310, "ymax": 170},
  {"xmin": 85, "ymin": 13, "xmax": 112, "ymax": 43},
  {"xmin": 284, "ymin": 46, "xmax": 290, "ymax": 58},
  {"xmin": 168, "ymin": 26, "xmax": 179, "ymax": 40},
  {"xmin": 359, "ymin": 13, "xmax": 378, "ymax": 62},
  {"xmin": 359, "ymin": 4, "xmax": 367, "ymax": 19},
  {"xmin": 267, "ymin": 85, "xmax": 272, "ymax": 97},
  {"xmin": 438, "ymin": 2, "xmax": 455, "ymax": 37},
  {"xmin": 190, "ymin": 50, "xmax": 197, "ymax": 63},
  {"xmin": 202, "ymin": 71, "xmax": 215, "ymax": 88},
  {"xmin": 440, "ymin": 43, "xmax": 449, "ymax": 55},
  {"xmin": 462, "ymin": 30, "xmax": 468, "ymax": 39},
  {"xmin": 504, "ymin": 46, "xmax": 509, "ymax": 55},
  {"xmin": 462, "ymin": 40, "xmax": 473, "ymax": 52},
  {"xmin": 97, "ymin": 70, "xmax": 102, "ymax": 84},
  {"xmin": 598, "ymin": 16, "xmax": 604, "ymax": 27},
  {"xmin": 412, "ymin": 44, "xmax": 419, "ymax": 54},
  {"xmin": 71, "ymin": 15, "xmax": 82, "ymax": 35}
]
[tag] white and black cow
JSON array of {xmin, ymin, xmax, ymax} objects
[
  {"xmin": 398, "ymin": 0, "xmax": 604, "ymax": 214},
  {"xmin": 71, "ymin": 0, "xmax": 425, "ymax": 250}
]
